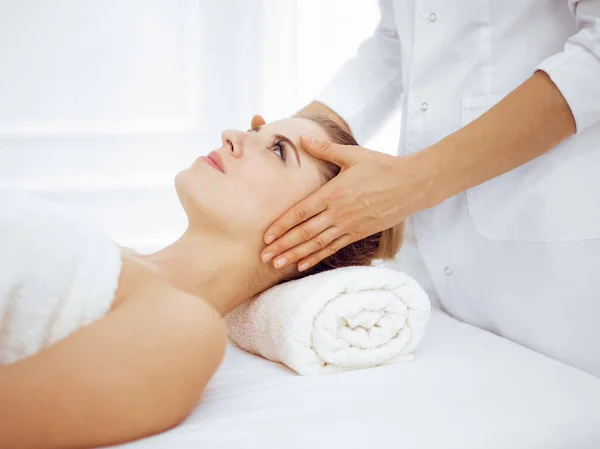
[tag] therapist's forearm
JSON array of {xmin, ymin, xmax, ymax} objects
[{"xmin": 418, "ymin": 71, "xmax": 577, "ymax": 206}]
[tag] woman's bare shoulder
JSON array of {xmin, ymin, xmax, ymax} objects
[
  {"xmin": 111, "ymin": 246, "xmax": 225, "ymax": 339},
  {"xmin": 0, "ymin": 259, "xmax": 226, "ymax": 449}
]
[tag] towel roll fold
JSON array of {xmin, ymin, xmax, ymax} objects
[{"xmin": 224, "ymin": 265, "xmax": 430, "ymax": 375}]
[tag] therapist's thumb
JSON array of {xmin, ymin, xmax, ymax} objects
[{"xmin": 300, "ymin": 134, "xmax": 353, "ymax": 167}]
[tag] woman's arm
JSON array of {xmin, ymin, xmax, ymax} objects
[{"xmin": 0, "ymin": 289, "xmax": 226, "ymax": 449}]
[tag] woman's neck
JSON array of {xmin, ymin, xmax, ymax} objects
[{"xmin": 135, "ymin": 228, "xmax": 278, "ymax": 316}]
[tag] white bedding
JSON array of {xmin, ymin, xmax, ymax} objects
[{"xmin": 116, "ymin": 308, "xmax": 600, "ymax": 449}]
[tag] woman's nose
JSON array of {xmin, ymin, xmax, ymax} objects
[{"xmin": 221, "ymin": 129, "xmax": 244, "ymax": 158}]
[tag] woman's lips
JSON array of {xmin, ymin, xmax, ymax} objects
[{"xmin": 200, "ymin": 151, "xmax": 226, "ymax": 173}]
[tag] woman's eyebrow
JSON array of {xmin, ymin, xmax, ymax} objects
[{"xmin": 273, "ymin": 134, "xmax": 301, "ymax": 167}]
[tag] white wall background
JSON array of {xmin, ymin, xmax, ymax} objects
[{"xmin": 0, "ymin": 0, "xmax": 402, "ymax": 253}]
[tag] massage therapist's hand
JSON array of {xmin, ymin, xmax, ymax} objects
[{"xmin": 261, "ymin": 135, "xmax": 437, "ymax": 272}]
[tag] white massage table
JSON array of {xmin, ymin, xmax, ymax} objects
[{"xmin": 116, "ymin": 307, "xmax": 600, "ymax": 449}]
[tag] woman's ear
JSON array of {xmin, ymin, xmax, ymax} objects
[{"xmin": 251, "ymin": 114, "xmax": 266, "ymax": 130}]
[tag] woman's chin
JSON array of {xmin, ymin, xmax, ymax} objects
[
  {"xmin": 173, "ymin": 170, "xmax": 219, "ymax": 225},
  {"xmin": 174, "ymin": 167, "xmax": 206, "ymax": 194},
  {"xmin": 175, "ymin": 170, "xmax": 202, "ymax": 212},
  {"xmin": 174, "ymin": 169, "xmax": 191, "ymax": 200},
  {"xmin": 174, "ymin": 168, "xmax": 189, "ymax": 188},
  {"xmin": 173, "ymin": 167, "xmax": 273, "ymax": 237}
]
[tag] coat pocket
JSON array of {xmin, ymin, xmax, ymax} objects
[{"xmin": 461, "ymin": 94, "xmax": 600, "ymax": 242}]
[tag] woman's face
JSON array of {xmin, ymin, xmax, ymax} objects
[{"xmin": 175, "ymin": 115, "xmax": 330, "ymax": 239}]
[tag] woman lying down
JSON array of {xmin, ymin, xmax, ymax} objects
[{"xmin": 0, "ymin": 115, "xmax": 403, "ymax": 449}]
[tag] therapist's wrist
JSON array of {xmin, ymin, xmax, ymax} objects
[{"xmin": 403, "ymin": 144, "xmax": 456, "ymax": 210}]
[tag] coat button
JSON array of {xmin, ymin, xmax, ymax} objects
[
  {"xmin": 420, "ymin": 102, "xmax": 429, "ymax": 111},
  {"xmin": 444, "ymin": 266, "xmax": 452, "ymax": 276},
  {"xmin": 429, "ymin": 13, "xmax": 437, "ymax": 22}
]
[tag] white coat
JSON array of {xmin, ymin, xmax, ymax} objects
[{"xmin": 316, "ymin": 0, "xmax": 600, "ymax": 377}]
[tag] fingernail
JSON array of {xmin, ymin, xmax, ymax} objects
[
  {"xmin": 274, "ymin": 257, "xmax": 287, "ymax": 269},
  {"xmin": 300, "ymin": 133, "xmax": 313, "ymax": 142},
  {"xmin": 265, "ymin": 234, "xmax": 275, "ymax": 244},
  {"xmin": 298, "ymin": 262, "xmax": 310, "ymax": 271},
  {"xmin": 262, "ymin": 252, "xmax": 273, "ymax": 263}
]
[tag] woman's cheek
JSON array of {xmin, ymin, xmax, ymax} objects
[
  {"xmin": 239, "ymin": 170, "xmax": 287, "ymax": 221},
  {"xmin": 257, "ymin": 188, "xmax": 292, "ymax": 223}
]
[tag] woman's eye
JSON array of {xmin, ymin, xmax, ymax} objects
[{"xmin": 270, "ymin": 143, "xmax": 286, "ymax": 162}]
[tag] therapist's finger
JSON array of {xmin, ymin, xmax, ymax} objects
[
  {"xmin": 300, "ymin": 134, "xmax": 355, "ymax": 168},
  {"xmin": 262, "ymin": 210, "xmax": 332, "ymax": 264},
  {"xmin": 296, "ymin": 234, "xmax": 354, "ymax": 272},
  {"xmin": 250, "ymin": 114, "xmax": 266, "ymax": 130},
  {"xmin": 271, "ymin": 225, "xmax": 342, "ymax": 270},
  {"xmin": 263, "ymin": 190, "xmax": 329, "ymax": 245}
]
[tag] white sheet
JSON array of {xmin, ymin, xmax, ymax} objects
[{"xmin": 115, "ymin": 308, "xmax": 600, "ymax": 449}]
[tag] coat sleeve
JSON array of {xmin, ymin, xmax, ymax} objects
[
  {"xmin": 314, "ymin": 0, "xmax": 403, "ymax": 144},
  {"xmin": 536, "ymin": 0, "xmax": 600, "ymax": 133}
]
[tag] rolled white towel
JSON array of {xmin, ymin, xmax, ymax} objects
[{"xmin": 224, "ymin": 266, "xmax": 431, "ymax": 375}]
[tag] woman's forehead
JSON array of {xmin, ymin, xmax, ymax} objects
[{"xmin": 258, "ymin": 118, "xmax": 329, "ymax": 142}]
